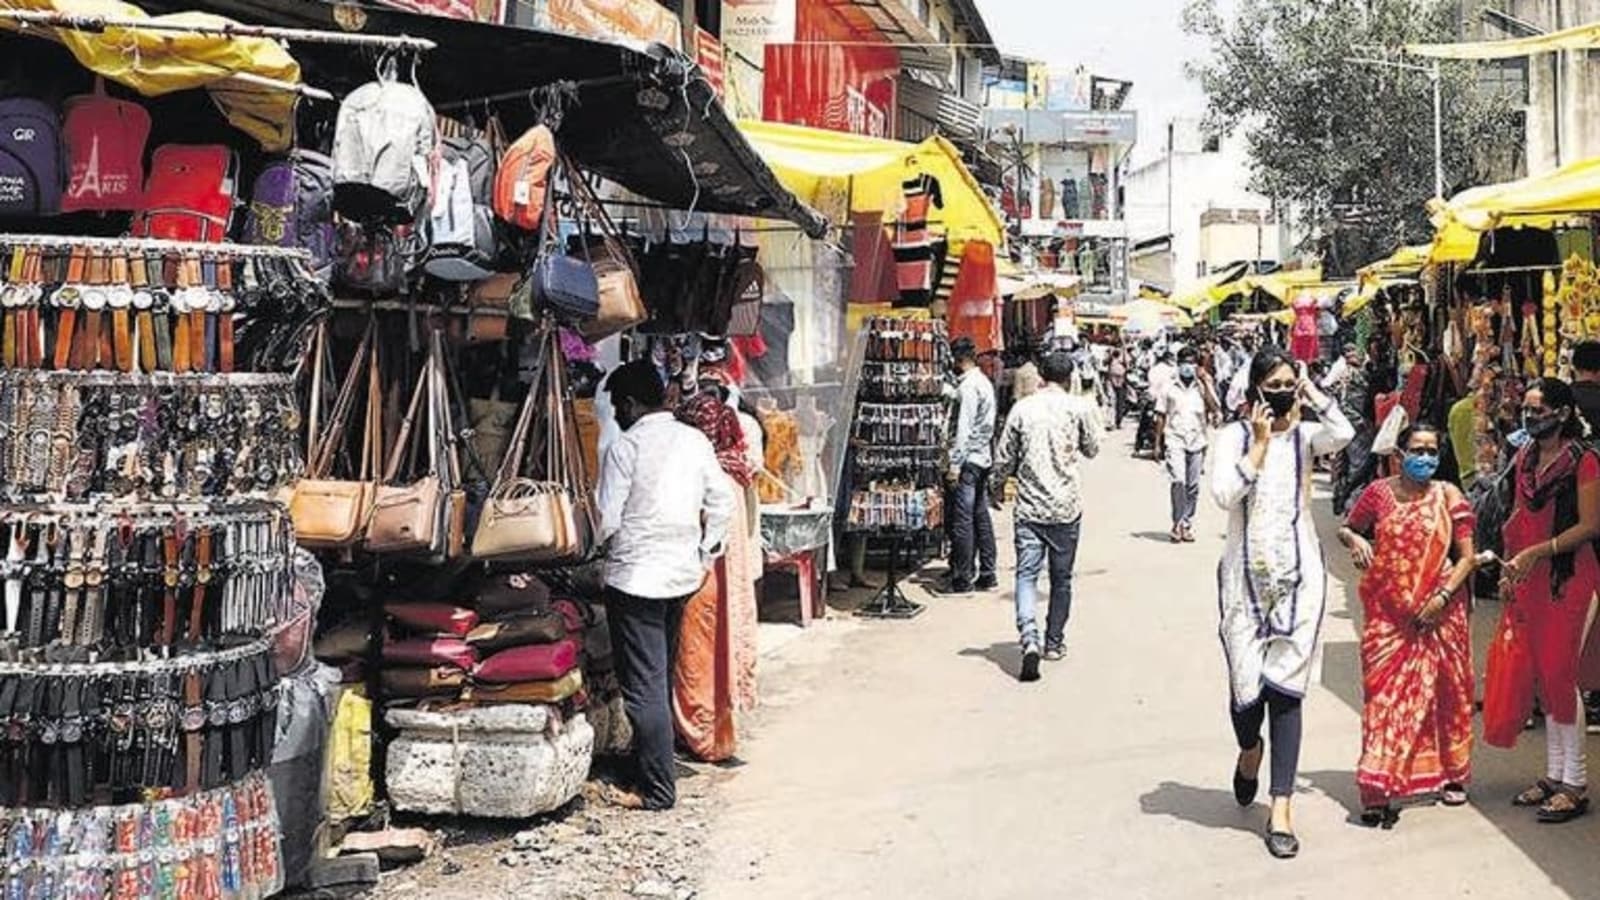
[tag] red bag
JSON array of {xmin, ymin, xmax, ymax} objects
[
  {"xmin": 385, "ymin": 603, "xmax": 479, "ymax": 638},
  {"xmin": 382, "ymin": 637, "xmax": 479, "ymax": 671},
  {"xmin": 473, "ymin": 638, "xmax": 580, "ymax": 684},
  {"xmin": 493, "ymin": 125, "xmax": 555, "ymax": 231},
  {"xmin": 61, "ymin": 79, "xmax": 149, "ymax": 212},
  {"xmin": 133, "ymin": 144, "xmax": 239, "ymax": 242},
  {"xmin": 1483, "ymin": 604, "xmax": 1536, "ymax": 749}
]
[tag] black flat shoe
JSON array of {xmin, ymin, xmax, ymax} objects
[
  {"xmin": 1233, "ymin": 743, "xmax": 1262, "ymax": 807},
  {"xmin": 1359, "ymin": 805, "xmax": 1401, "ymax": 829},
  {"xmin": 1266, "ymin": 830, "xmax": 1300, "ymax": 859}
]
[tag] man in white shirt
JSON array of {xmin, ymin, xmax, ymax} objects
[
  {"xmin": 597, "ymin": 360, "xmax": 735, "ymax": 811},
  {"xmin": 1156, "ymin": 346, "xmax": 1217, "ymax": 543},
  {"xmin": 1147, "ymin": 349, "xmax": 1178, "ymax": 457},
  {"xmin": 939, "ymin": 338, "xmax": 998, "ymax": 594}
]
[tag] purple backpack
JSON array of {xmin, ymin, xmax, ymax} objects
[
  {"xmin": 244, "ymin": 149, "xmax": 336, "ymax": 275},
  {"xmin": 0, "ymin": 98, "xmax": 63, "ymax": 216}
]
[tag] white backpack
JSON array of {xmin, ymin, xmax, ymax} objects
[{"xmin": 332, "ymin": 71, "xmax": 436, "ymax": 225}]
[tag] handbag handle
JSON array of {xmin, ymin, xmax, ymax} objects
[
  {"xmin": 382, "ymin": 350, "xmax": 435, "ymax": 485},
  {"xmin": 490, "ymin": 321, "xmax": 553, "ymax": 488},
  {"xmin": 563, "ymin": 154, "xmax": 635, "ymax": 277},
  {"xmin": 307, "ymin": 319, "xmax": 376, "ymax": 480},
  {"xmin": 304, "ymin": 319, "xmax": 326, "ymax": 463}
]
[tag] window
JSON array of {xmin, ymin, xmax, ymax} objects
[
  {"xmin": 1202, "ymin": 134, "xmax": 1221, "ymax": 153},
  {"xmin": 1479, "ymin": 58, "xmax": 1529, "ymax": 106}
]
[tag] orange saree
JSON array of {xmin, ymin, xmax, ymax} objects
[
  {"xmin": 1346, "ymin": 480, "xmax": 1475, "ymax": 807},
  {"xmin": 672, "ymin": 479, "xmax": 759, "ymax": 762}
]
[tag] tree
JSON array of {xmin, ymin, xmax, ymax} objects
[{"xmin": 1183, "ymin": 0, "xmax": 1524, "ymax": 275}]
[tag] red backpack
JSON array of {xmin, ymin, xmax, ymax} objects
[
  {"xmin": 133, "ymin": 144, "xmax": 238, "ymax": 242},
  {"xmin": 61, "ymin": 79, "xmax": 149, "ymax": 213}
]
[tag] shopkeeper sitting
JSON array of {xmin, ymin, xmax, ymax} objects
[{"xmin": 596, "ymin": 360, "xmax": 736, "ymax": 811}]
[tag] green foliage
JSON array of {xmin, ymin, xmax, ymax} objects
[{"xmin": 1183, "ymin": 0, "xmax": 1524, "ymax": 274}]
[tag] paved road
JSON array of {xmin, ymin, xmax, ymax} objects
[{"xmin": 704, "ymin": 433, "xmax": 1600, "ymax": 899}]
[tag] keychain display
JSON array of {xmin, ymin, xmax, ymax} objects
[
  {"xmin": 846, "ymin": 484, "xmax": 944, "ymax": 532},
  {"xmin": 0, "ymin": 769, "xmax": 282, "ymax": 899},
  {"xmin": 0, "ymin": 235, "xmax": 327, "ymax": 376},
  {"xmin": 863, "ymin": 316, "xmax": 948, "ymax": 364},
  {"xmin": 0, "ymin": 506, "xmax": 293, "ymax": 660},
  {"xmin": 0, "ymin": 372, "xmax": 303, "ymax": 502},
  {"xmin": 858, "ymin": 361, "xmax": 944, "ymax": 402},
  {"xmin": 853, "ymin": 402, "xmax": 946, "ymax": 446},
  {"xmin": 853, "ymin": 445, "xmax": 943, "ymax": 488}
]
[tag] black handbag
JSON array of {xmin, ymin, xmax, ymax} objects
[{"xmin": 531, "ymin": 158, "xmax": 599, "ymax": 319}]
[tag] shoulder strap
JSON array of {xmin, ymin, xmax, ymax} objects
[{"xmin": 382, "ymin": 354, "xmax": 431, "ymax": 485}]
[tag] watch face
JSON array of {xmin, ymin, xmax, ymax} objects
[
  {"xmin": 131, "ymin": 290, "xmax": 153, "ymax": 310},
  {"xmin": 80, "ymin": 289, "xmax": 107, "ymax": 311}
]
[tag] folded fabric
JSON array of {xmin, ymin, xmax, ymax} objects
[
  {"xmin": 383, "ymin": 637, "xmax": 479, "ymax": 671},
  {"xmin": 460, "ymin": 669, "xmax": 585, "ymax": 704},
  {"xmin": 473, "ymin": 571, "xmax": 552, "ymax": 618},
  {"xmin": 465, "ymin": 612, "xmax": 568, "ymax": 652},
  {"xmin": 316, "ymin": 621, "xmax": 371, "ymax": 661},
  {"xmin": 386, "ymin": 603, "xmax": 480, "ymax": 638},
  {"xmin": 473, "ymin": 639, "xmax": 581, "ymax": 684},
  {"xmin": 380, "ymin": 665, "xmax": 468, "ymax": 698}
]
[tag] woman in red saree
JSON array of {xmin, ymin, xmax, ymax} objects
[
  {"xmin": 1340, "ymin": 423, "xmax": 1477, "ymax": 827},
  {"xmin": 672, "ymin": 391, "xmax": 760, "ymax": 762},
  {"xmin": 1495, "ymin": 378, "xmax": 1600, "ymax": 824}
]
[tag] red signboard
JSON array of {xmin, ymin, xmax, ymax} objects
[
  {"xmin": 763, "ymin": 0, "xmax": 896, "ymax": 138},
  {"xmin": 696, "ymin": 27, "xmax": 726, "ymax": 99}
]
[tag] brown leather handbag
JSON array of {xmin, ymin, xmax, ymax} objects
[
  {"xmin": 569, "ymin": 156, "xmax": 646, "ymax": 341},
  {"xmin": 292, "ymin": 321, "xmax": 382, "ymax": 548},
  {"xmin": 471, "ymin": 325, "xmax": 583, "ymax": 562},
  {"xmin": 379, "ymin": 665, "xmax": 468, "ymax": 698},
  {"xmin": 366, "ymin": 330, "xmax": 458, "ymax": 558}
]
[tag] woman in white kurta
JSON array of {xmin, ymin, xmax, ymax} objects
[{"xmin": 1211, "ymin": 348, "xmax": 1353, "ymax": 859}]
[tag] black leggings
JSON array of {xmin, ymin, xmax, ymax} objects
[{"xmin": 1230, "ymin": 686, "xmax": 1304, "ymax": 798}]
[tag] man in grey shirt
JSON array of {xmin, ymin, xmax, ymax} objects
[
  {"xmin": 991, "ymin": 350, "xmax": 1101, "ymax": 682},
  {"xmin": 939, "ymin": 338, "xmax": 998, "ymax": 594}
]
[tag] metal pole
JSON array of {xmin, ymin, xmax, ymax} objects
[{"xmin": 1431, "ymin": 60, "xmax": 1444, "ymax": 199}]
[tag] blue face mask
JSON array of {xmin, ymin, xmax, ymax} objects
[
  {"xmin": 1402, "ymin": 452, "xmax": 1440, "ymax": 483},
  {"xmin": 1178, "ymin": 364, "xmax": 1197, "ymax": 381}
]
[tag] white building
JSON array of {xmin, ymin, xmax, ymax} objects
[{"xmin": 1123, "ymin": 118, "xmax": 1281, "ymax": 290}]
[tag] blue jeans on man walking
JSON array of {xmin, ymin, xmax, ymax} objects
[
  {"xmin": 1014, "ymin": 518, "xmax": 1081, "ymax": 651},
  {"xmin": 950, "ymin": 464, "xmax": 997, "ymax": 588}
]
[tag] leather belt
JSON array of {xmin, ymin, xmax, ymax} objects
[
  {"xmin": 187, "ymin": 526, "xmax": 211, "ymax": 644},
  {"xmin": 51, "ymin": 245, "xmax": 87, "ymax": 370},
  {"xmin": 217, "ymin": 257, "xmax": 236, "ymax": 374},
  {"xmin": 109, "ymin": 252, "xmax": 134, "ymax": 373},
  {"xmin": 59, "ymin": 526, "xmax": 87, "ymax": 648},
  {"xmin": 160, "ymin": 527, "xmax": 180, "ymax": 649}
]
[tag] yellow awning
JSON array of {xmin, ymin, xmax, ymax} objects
[
  {"xmin": 1426, "ymin": 155, "xmax": 1600, "ymax": 263},
  {"xmin": 1169, "ymin": 261, "xmax": 1250, "ymax": 312},
  {"xmin": 1108, "ymin": 298, "xmax": 1194, "ymax": 331},
  {"xmin": 737, "ymin": 120, "xmax": 1005, "ymax": 248},
  {"xmin": 1, "ymin": 0, "xmax": 302, "ymax": 150},
  {"xmin": 1359, "ymin": 244, "xmax": 1431, "ymax": 281},
  {"xmin": 1249, "ymin": 269, "xmax": 1328, "ymax": 305},
  {"xmin": 1408, "ymin": 22, "xmax": 1600, "ymax": 60}
]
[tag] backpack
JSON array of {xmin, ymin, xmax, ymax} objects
[
  {"xmin": 423, "ymin": 134, "xmax": 497, "ymax": 281},
  {"xmin": 244, "ymin": 149, "xmax": 336, "ymax": 276},
  {"xmin": 60, "ymin": 80, "xmax": 148, "ymax": 213},
  {"xmin": 0, "ymin": 98, "xmax": 63, "ymax": 216},
  {"xmin": 493, "ymin": 125, "xmax": 554, "ymax": 231},
  {"xmin": 335, "ymin": 220, "xmax": 419, "ymax": 296},
  {"xmin": 332, "ymin": 75, "xmax": 436, "ymax": 225},
  {"xmin": 132, "ymin": 144, "xmax": 239, "ymax": 242}
]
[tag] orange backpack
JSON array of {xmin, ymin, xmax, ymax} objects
[{"xmin": 493, "ymin": 125, "xmax": 555, "ymax": 231}]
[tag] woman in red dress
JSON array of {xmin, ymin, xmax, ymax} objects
[
  {"xmin": 1497, "ymin": 378, "xmax": 1600, "ymax": 823},
  {"xmin": 1339, "ymin": 423, "xmax": 1477, "ymax": 827}
]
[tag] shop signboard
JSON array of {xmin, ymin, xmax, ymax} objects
[
  {"xmin": 378, "ymin": 0, "xmax": 502, "ymax": 22},
  {"xmin": 1060, "ymin": 111, "xmax": 1137, "ymax": 144},
  {"xmin": 508, "ymin": 0, "xmax": 684, "ymax": 50},
  {"xmin": 763, "ymin": 0, "xmax": 896, "ymax": 137},
  {"xmin": 696, "ymin": 27, "xmax": 726, "ymax": 99}
]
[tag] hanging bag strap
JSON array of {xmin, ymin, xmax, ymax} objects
[
  {"xmin": 304, "ymin": 320, "xmax": 327, "ymax": 463},
  {"xmin": 491, "ymin": 322, "xmax": 552, "ymax": 488},
  {"xmin": 382, "ymin": 352, "xmax": 432, "ymax": 485},
  {"xmin": 307, "ymin": 319, "xmax": 375, "ymax": 479}
]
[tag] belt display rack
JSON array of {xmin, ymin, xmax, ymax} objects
[{"xmin": 0, "ymin": 238, "xmax": 309, "ymax": 900}]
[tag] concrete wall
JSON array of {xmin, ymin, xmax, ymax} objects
[
  {"xmin": 1483, "ymin": 0, "xmax": 1600, "ymax": 173},
  {"xmin": 1198, "ymin": 214, "xmax": 1281, "ymax": 273}
]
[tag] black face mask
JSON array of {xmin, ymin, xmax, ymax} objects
[{"xmin": 1260, "ymin": 389, "xmax": 1297, "ymax": 418}]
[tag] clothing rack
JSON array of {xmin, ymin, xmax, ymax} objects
[
  {"xmin": 0, "ymin": 9, "xmax": 438, "ymax": 50},
  {"xmin": 0, "ymin": 233, "xmax": 314, "ymax": 259}
]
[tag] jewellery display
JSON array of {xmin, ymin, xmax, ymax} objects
[
  {"xmin": 853, "ymin": 445, "xmax": 944, "ymax": 489},
  {"xmin": 846, "ymin": 483, "xmax": 944, "ymax": 532},
  {"xmin": 0, "ymin": 235, "xmax": 327, "ymax": 376},
  {"xmin": 0, "ymin": 506, "xmax": 293, "ymax": 659},
  {"xmin": 858, "ymin": 361, "xmax": 945, "ymax": 402},
  {"xmin": 0, "ymin": 769, "xmax": 282, "ymax": 900},
  {"xmin": 0, "ymin": 372, "xmax": 303, "ymax": 502},
  {"xmin": 862, "ymin": 317, "xmax": 948, "ymax": 364},
  {"xmin": 853, "ymin": 403, "xmax": 947, "ymax": 447},
  {"xmin": 846, "ymin": 317, "xmax": 950, "ymax": 536}
]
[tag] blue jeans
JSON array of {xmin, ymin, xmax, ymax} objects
[
  {"xmin": 1014, "ymin": 518, "xmax": 1081, "ymax": 651},
  {"xmin": 950, "ymin": 464, "xmax": 997, "ymax": 588}
]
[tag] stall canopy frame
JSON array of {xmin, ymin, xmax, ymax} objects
[
  {"xmin": 1426, "ymin": 155, "xmax": 1600, "ymax": 264},
  {"xmin": 137, "ymin": 0, "xmax": 828, "ymax": 237}
]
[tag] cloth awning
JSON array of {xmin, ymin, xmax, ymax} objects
[
  {"xmin": 1108, "ymin": 298, "xmax": 1193, "ymax": 332},
  {"xmin": 1407, "ymin": 22, "xmax": 1600, "ymax": 60},
  {"xmin": 138, "ymin": 0, "xmax": 828, "ymax": 236},
  {"xmin": 737, "ymin": 120, "xmax": 1004, "ymax": 248},
  {"xmin": 0, "ymin": 0, "xmax": 301, "ymax": 150},
  {"xmin": 1168, "ymin": 261, "xmax": 1250, "ymax": 312},
  {"xmin": 1426, "ymin": 155, "xmax": 1600, "ymax": 263}
]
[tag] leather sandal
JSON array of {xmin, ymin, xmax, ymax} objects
[
  {"xmin": 1514, "ymin": 779, "xmax": 1559, "ymax": 807},
  {"xmin": 1538, "ymin": 787, "xmax": 1590, "ymax": 824},
  {"xmin": 1265, "ymin": 830, "xmax": 1300, "ymax": 859}
]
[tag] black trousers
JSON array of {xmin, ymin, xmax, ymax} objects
[
  {"xmin": 949, "ymin": 463, "xmax": 997, "ymax": 588},
  {"xmin": 606, "ymin": 587, "xmax": 688, "ymax": 810},
  {"xmin": 1230, "ymin": 686, "xmax": 1304, "ymax": 798}
]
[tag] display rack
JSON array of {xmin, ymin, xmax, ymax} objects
[{"xmin": 846, "ymin": 316, "xmax": 950, "ymax": 620}]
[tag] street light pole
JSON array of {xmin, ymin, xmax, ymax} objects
[{"xmin": 1345, "ymin": 56, "xmax": 1445, "ymax": 200}]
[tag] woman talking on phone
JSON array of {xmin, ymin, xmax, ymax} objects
[{"xmin": 1211, "ymin": 347, "xmax": 1354, "ymax": 859}]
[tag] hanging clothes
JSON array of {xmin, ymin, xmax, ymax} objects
[
  {"xmin": 850, "ymin": 211, "xmax": 898, "ymax": 303},
  {"xmin": 1291, "ymin": 292, "xmax": 1321, "ymax": 362},
  {"xmin": 893, "ymin": 173, "xmax": 944, "ymax": 306},
  {"xmin": 948, "ymin": 240, "xmax": 1003, "ymax": 353}
]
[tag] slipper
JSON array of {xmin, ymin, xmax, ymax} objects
[
  {"xmin": 1265, "ymin": 830, "xmax": 1300, "ymax": 859},
  {"xmin": 1440, "ymin": 783, "xmax": 1469, "ymax": 807},
  {"xmin": 1514, "ymin": 779, "xmax": 1559, "ymax": 808}
]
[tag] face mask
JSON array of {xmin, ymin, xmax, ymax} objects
[
  {"xmin": 1524, "ymin": 412, "xmax": 1562, "ymax": 439},
  {"xmin": 1401, "ymin": 452, "xmax": 1440, "ymax": 483},
  {"xmin": 1179, "ymin": 364, "xmax": 1197, "ymax": 382},
  {"xmin": 1260, "ymin": 389, "xmax": 1297, "ymax": 418}
]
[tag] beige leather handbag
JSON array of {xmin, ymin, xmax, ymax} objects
[
  {"xmin": 569, "ymin": 157, "xmax": 646, "ymax": 342},
  {"xmin": 292, "ymin": 321, "xmax": 381, "ymax": 548},
  {"xmin": 365, "ymin": 331, "xmax": 453, "ymax": 557}
]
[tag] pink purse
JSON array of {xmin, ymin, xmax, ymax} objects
[{"xmin": 472, "ymin": 638, "xmax": 580, "ymax": 684}]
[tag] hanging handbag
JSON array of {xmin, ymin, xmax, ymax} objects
[
  {"xmin": 292, "ymin": 322, "xmax": 382, "ymax": 548},
  {"xmin": 365, "ymin": 331, "xmax": 454, "ymax": 557},
  {"xmin": 565, "ymin": 155, "xmax": 645, "ymax": 340},
  {"xmin": 471, "ymin": 327, "xmax": 578, "ymax": 562},
  {"xmin": 530, "ymin": 158, "xmax": 599, "ymax": 320}
]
